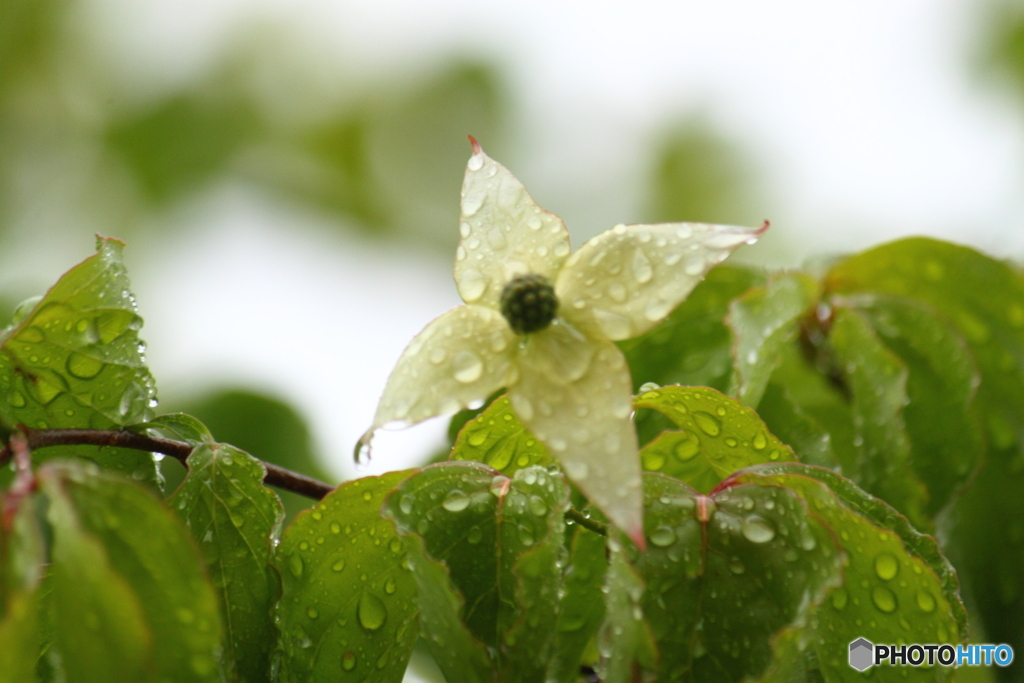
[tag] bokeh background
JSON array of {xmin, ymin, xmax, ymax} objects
[{"xmin": 3, "ymin": 4, "xmax": 1024, "ymax": 671}]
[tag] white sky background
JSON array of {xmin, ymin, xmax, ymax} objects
[{"xmin": 50, "ymin": 1, "xmax": 1024, "ymax": 486}]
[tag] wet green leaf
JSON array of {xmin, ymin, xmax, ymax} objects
[
  {"xmin": 275, "ymin": 471, "xmax": 418, "ymax": 683},
  {"xmin": 622, "ymin": 472, "xmax": 843, "ymax": 682},
  {"xmin": 168, "ymin": 443, "xmax": 284, "ymax": 683},
  {"xmin": 634, "ymin": 385, "xmax": 795, "ymax": 492},
  {"xmin": 133, "ymin": 413, "xmax": 213, "ymax": 447},
  {"xmin": 178, "ymin": 388, "xmax": 331, "ymax": 520},
  {"xmin": 727, "ymin": 272, "xmax": 819, "ymax": 408},
  {"xmin": 0, "ymin": 238, "xmax": 158, "ymax": 488},
  {"xmin": 740, "ymin": 463, "xmax": 966, "ymax": 682},
  {"xmin": 548, "ymin": 524, "xmax": 607, "ymax": 683},
  {"xmin": 850, "ymin": 294, "xmax": 984, "ymax": 515},
  {"xmin": 830, "ymin": 307, "xmax": 928, "ymax": 528},
  {"xmin": 0, "ymin": 485, "xmax": 45, "ymax": 683},
  {"xmin": 40, "ymin": 461, "xmax": 223, "ymax": 682},
  {"xmin": 827, "ymin": 237, "xmax": 1024, "ymax": 459},
  {"xmin": 596, "ymin": 540, "xmax": 655, "ymax": 683},
  {"xmin": 755, "ymin": 382, "xmax": 838, "ymax": 470},
  {"xmin": 450, "ymin": 396, "xmax": 552, "ymax": 475},
  {"xmin": 384, "ymin": 462, "xmax": 570, "ymax": 682},
  {"xmin": 621, "ymin": 264, "xmax": 765, "ymax": 394}
]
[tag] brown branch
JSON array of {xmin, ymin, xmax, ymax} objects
[{"xmin": 0, "ymin": 427, "xmax": 335, "ymax": 501}]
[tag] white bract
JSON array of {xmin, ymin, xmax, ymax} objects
[{"xmin": 360, "ymin": 139, "xmax": 766, "ymax": 546}]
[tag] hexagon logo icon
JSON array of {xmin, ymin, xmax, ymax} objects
[{"xmin": 849, "ymin": 638, "xmax": 874, "ymax": 671}]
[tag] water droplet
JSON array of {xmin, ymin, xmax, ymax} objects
[
  {"xmin": 66, "ymin": 352, "xmax": 104, "ymax": 379},
  {"xmin": 9, "ymin": 392, "xmax": 25, "ymax": 408},
  {"xmin": 650, "ymin": 526, "xmax": 676, "ymax": 547},
  {"xmin": 632, "ymin": 248, "xmax": 653, "ymax": 284},
  {"xmin": 644, "ymin": 297, "xmax": 672, "ymax": 322},
  {"xmin": 872, "ymin": 585, "xmax": 897, "ymax": 613},
  {"xmin": 288, "ymin": 555, "xmax": 304, "ymax": 577},
  {"xmin": 874, "ymin": 553, "xmax": 899, "ymax": 581},
  {"xmin": 459, "ymin": 269, "xmax": 488, "ymax": 302},
  {"xmin": 357, "ymin": 593, "xmax": 388, "ymax": 631},
  {"xmin": 332, "ymin": 559, "xmax": 346, "ymax": 572},
  {"xmin": 341, "ymin": 651, "xmax": 357, "ymax": 671},
  {"xmin": 330, "ymin": 521, "xmax": 342, "ymax": 534},
  {"xmin": 752, "ymin": 432, "xmax": 767, "ymax": 450},
  {"xmin": 728, "ymin": 559, "xmax": 745, "ymax": 575},
  {"xmin": 429, "ymin": 347, "xmax": 447, "ymax": 365},
  {"xmin": 565, "ymin": 461, "xmax": 589, "ymax": 480},
  {"xmin": 528, "ymin": 495, "xmax": 548, "ymax": 516},
  {"xmin": 519, "ymin": 526, "xmax": 535, "ymax": 546},
  {"xmin": 916, "ymin": 589, "xmax": 936, "ymax": 613},
  {"xmin": 306, "ymin": 606, "xmax": 319, "ymax": 619},
  {"xmin": 673, "ymin": 432, "xmax": 700, "ymax": 461},
  {"xmin": 389, "ymin": 538, "xmax": 403, "ymax": 554},
  {"xmin": 724, "ymin": 437, "xmax": 738, "ymax": 447},
  {"xmin": 399, "ymin": 496, "xmax": 413, "ymax": 515},
  {"xmin": 741, "ymin": 515, "xmax": 775, "ymax": 544},
  {"xmin": 592, "ymin": 308, "xmax": 633, "ymax": 339},
  {"xmin": 693, "ymin": 412, "xmax": 721, "ymax": 436},
  {"xmin": 442, "ymin": 489, "xmax": 471, "ymax": 512},
  {"xmin": 462, "ymin": 190, "xmax": 486, "ymax": 216},
  {"xmin": 384, "ymin": 577, "xmax": 397, "ymax": 594},
  {"xmin": 467, "ymin": 527, "xmax": 483, "ymax": 544},
  {"xmin": 553, "ymin": 242, "xmax": 570, "ymax": 258},
  {"xmin": 831, "ymin": 588, "xmax": 848, "ymax": 610},
  {"xmin": 453, "ymin": 351, "xmax": 483, "ymax": 383},
  {"xmin": 468, "ymin": 430, "xmax": 487, "ymax": 447}
]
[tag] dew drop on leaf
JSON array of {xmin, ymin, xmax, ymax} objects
[
  {"xmin": 442, "ymin": 489, "xmax": 471, "ymax": 512},
  {"xmin": 831, "ymin": 588, "xmax": 848, "ymax": 610},
  {"xmin": 872, "ymin": 585, "xmax": 898, "ymax": 613},
  {"xmin": 650, "ymin": 526, "xmax": 676, "ymax": 547},
  {"xmin": 741, "ymin": 515, "xmax": 776, "ymax": 544},
  {"xmin": 357, "ymin": 592, "xmax": 388, "ymax": 631},
  {"xmin": 693, "ymin": 411, "xmax": 721, "ymax": 436},
  {"xmin": 341, "ymin": 651, "xmax": 356, "ymax": 671},
  {"xmin": 874, "ymin": 553, "xmax": 899, "ymax": 581},
  {"xmin": 916, "ymin": 589, "xmax": 936, "ymax": 613}
]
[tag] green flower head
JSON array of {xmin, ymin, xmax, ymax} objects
[{"xmin": 360, "ymin": 138, "xmax": 766, "ymax": 546}]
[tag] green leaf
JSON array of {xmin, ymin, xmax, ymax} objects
[
  {"xmin": 177, "ymin": 388, "xmax": 331, "ymax": 519},
  {"xmin": 755, "ymin": 382, "xmax": 838, "ymax": 470},
  {"xmin": 450, "ymin": 395, "xmax": 553, "ymax": 475},
  {"xmin": 40, "ymin": 461, "xmax": 224, "ymax": 682},
  {"xmin": 133, "ymin": 412, "xmax": 213, "ymax": 447},
  {"xmin": 621, "ymin": 472, "xmax": 844, "ymax": 682},
  {"xmin": 275, "ymin": 471, "xmax": 418, "ymax": 683},
  {"xmin": 0, "ymin": 486, "xmax": 45, "ymax": 683},
  {"xmin": 104, "ymin": 87, "xmax": 262, "ymax": 204},
  {"xmin": 548, "ymin": 525, "xmax": 607, "ymax": 683},
  {"xmin": 634, "ymin": 385, "xmax": 795, "ymax": 492},
  {"xmin": 849, "ymin": 294, "xmax": 984, "ymax": 515},
  {"xmin": 168, "ymin": 443, "xmax": 284, "ymax": 683},
  {"xmin": 738, "ymin": 463, "xmax": 966, "ymax": 682},
  {"xmin": 620, "ymin": 264, "xmax": 765, "ymax": 393},
  {"xmin": 384, "ymin": 462, "xmax": 570, "ymax": 682},
  {"xmin": 596, "ymin": 540, "xmax": 655, "ymax": 683},
  {"xmin": 0, "ymin": 238, "xmax": 159, "ymax": 488},
  {"xmin": 826, "ymin": 237, "xmax": 1024, "ymax": 456},
  {"xmin": 727, "ymin": 272, "xmax": 819, "ymax": 408},
  {"xmin": 830, "ymin": 306, "xmax": 929, "ymax": 528}
]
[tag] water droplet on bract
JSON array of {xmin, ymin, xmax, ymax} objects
[
  {"xmin": 872, "ymin": 585, "xmax": 897, "ymax": 613},
  {"xmin": 341, "ymin": 651, "xmax": 357, "ymax": 671},
  {"xmin": 453, "ymin": 351, "xmax": 483, "ymax": 383},
  {"xmin": 554, "ymin": 242, "xmax": 570, "ymax": 258},
  {"xmin": 874, "ymin": 553, "xmax": 899, "ymax": 581},
  {"xmin": 916, "ymin": 589, "xmax": 936, "ymax": 613},
  {"xmin": 650, "ymin": 526, "xmax": 676, "ymax": 547},
  {"xmin": 593, "ymin": 308, "xmax": 633, "ymax": 339},
  {"xmin": 458, "ymin": 269, "xmax": 487, "ymax": 302},
  {"xmin": 442, "ymin": 489, "xmax": 471, "ymax": 512},
  {"xmin": 644, "ymin": 297, "xmax": 672, "ymax": 322},
  {"xmin": 693, "ymin": 412, "xmax": 721, "ymax": 436},
  {"xmin": 632, "ymin": 248, "xmax": 653, "ymax": 284},
  {"xmin": 467, "ymin": 527, "xmax": 483, "ymax": 544},
  {"xmin": 462, "ymin": 189, "xmax": 486, "ymax": 216},
  {"xmin": 357, "ymin": 593, "xmax": 387, "ymax": 631},
  {"xmin": 741, "ymin": 515, "xmax": 775, "ymax": 544},
  {"xmin": 527, "ymin": 216, "xmax": 542, "ymax": 230},
  {"xmin": 607, "ymin": 282, "xmax": 628, "ymax": 303}
]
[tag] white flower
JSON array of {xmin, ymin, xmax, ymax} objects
[{"xmin": 360, "ymin": 139, "xmax": 766, "ymax": 545}]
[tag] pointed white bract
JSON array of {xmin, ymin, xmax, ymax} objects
[{"xmin": 365, "ymin": 142, "xmax": 766, "ymax": 546}]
